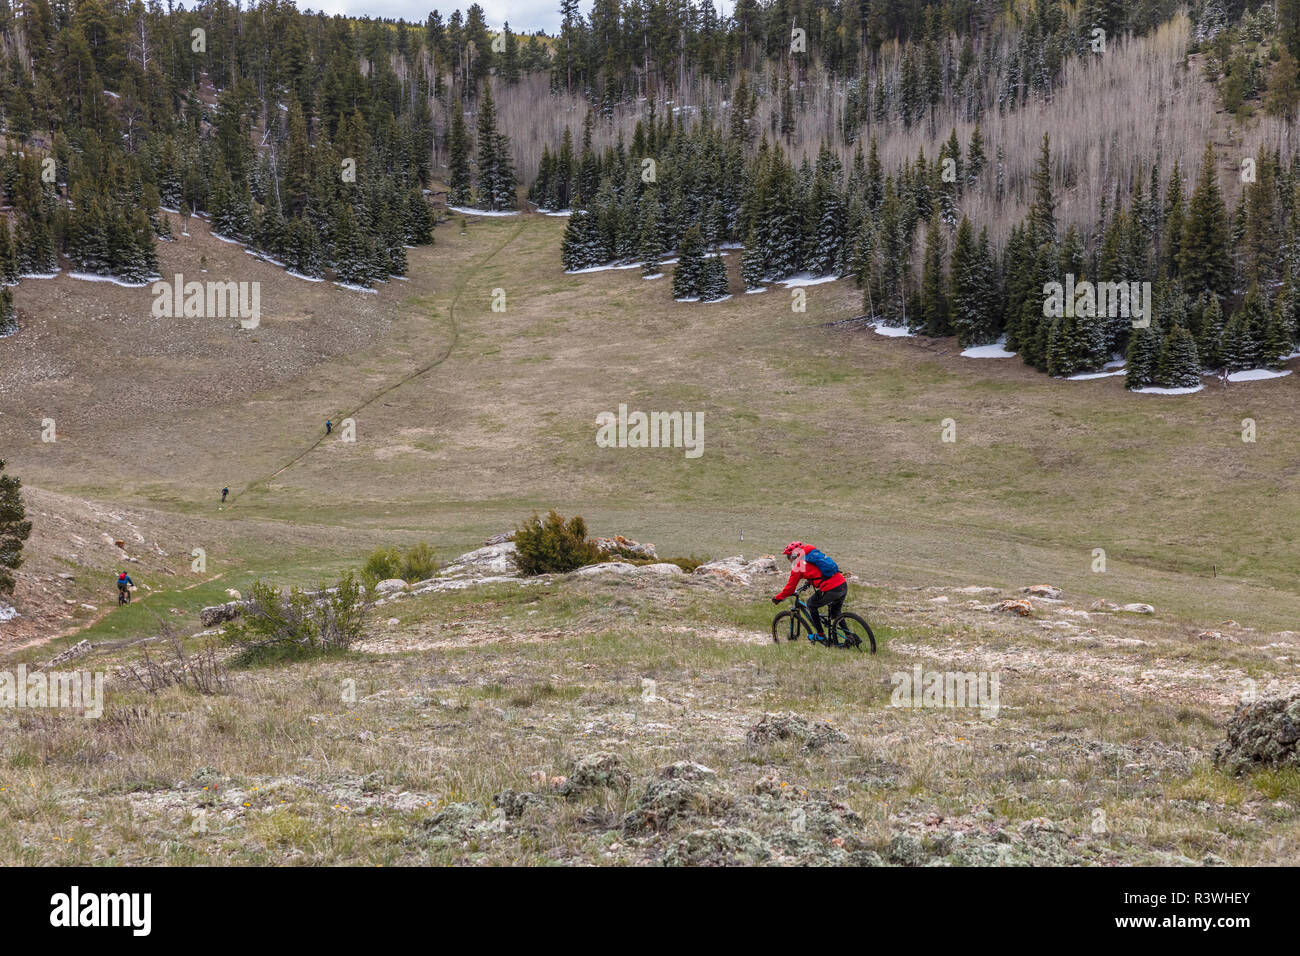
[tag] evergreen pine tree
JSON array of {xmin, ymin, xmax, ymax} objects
[
  {"xmin": 638, "ymin": 190, "xmax": 663, "ymax": 276},
  {"xmin": 1155, "ymin": 324, "xmax": 1202, "ymax": 388},
  {"xmin": 1125, "ymin": 318, "xmax": 1163, "ymax": 389},
  {"xmin": 0, "ymin": 287, "xmax": 15, "ymax": 338},
  {"xmin": 672, "ymin": 223, "xmax": 706, "ymax": 300},
  {"xmin": 1197, "ymin": 294, "xmax": 1227, "ymax": 369},
  {"xmin": 1180, "ymin": 143, "xmax": 1232, "ymax": 301},
  {"xmin": 447, "ymin": 105, "xmax": 472, "ymax": 207},
  {"xmin": 0, "ymin": 456, "xmax": 31, "ymax": 596}
]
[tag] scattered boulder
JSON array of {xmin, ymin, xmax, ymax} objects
[
  {"xmin": 623, "ymin": 763, "xmax": 732, "ymax": 833},
  {"xmin": 664, "ymin": 827, "xmax": 770, "ymax": 866},
  {"xmin": 1090, "ymin": 600, "xmax": 1154, "ymax": 614},
  {"xmin": 373, "ymin": 578, "xmax": 407, "ymax": 594},
  {"xmin": 746, "ymin": 712, "xmax": 849, "ymax": 752},
  {"xmin": 43, "ymin": 639, "xmax": 92, "ymax": 669},
  {"xmin": 199, "ymin": 602, "xmax": 244, "ymax": 628},
  {"xmin": 442, "ymin": 542, "xmax": 519, "ymax": 577},
  {"xmin": 1119, "ymin": 603, "xmax": 1155, "ymax": 615},
  {"xmin": 560, "ymin": 753, "xmax": 630, "ymax": 797},
  {"xmin": 572, "ymin": 562, "xmax": 637, "ymax": 577},
  {"xmin": 493, "ymin": 788, "xmax": 549, "ymax": 820},
  {"xmin": 225, "ymin": 588, "xmax": 242, "ymax": 601},
  {"xmin": 592, "ymin": 535, "xmax": 657, "ymax": 559},
  {"xmin": 1196, "ymin": 630, "xmax": 1225, "ymax": 641},
  {"xmin": 484, "ymin": 532, "xmax": 514, "ymax": 546},
  {"xmin": 693, "ymin": 555, "xmax": 780, "ymax": 586},
  {"xmin": 993, "ymin": 599, "xmax": 1033, "ymax": 617},
  {"xmin": 632, "ymin": 562, "xmax": 685, "ymax": 576},
  {"xmin": 419, "ymin": 802, "xmax": 485, "ymax": 842},
  {"xmin": 1021, "ymin": 585, "xmax": 1062, "ymax": 599},
  {"xmin": 1214, "ymin": 693, "xmax": 1300, "ymax": 775}
]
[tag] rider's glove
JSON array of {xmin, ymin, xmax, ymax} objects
[{"xmin": 771, "ymin": 596, "xmax": 781, "ymax": 604}]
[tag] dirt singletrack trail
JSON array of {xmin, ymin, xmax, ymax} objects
[{"xmin": 229, "ymin": 218, "xmax": 529, "ymax": 504}]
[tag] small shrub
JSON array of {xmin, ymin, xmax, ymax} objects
[
  {"xmin": 361, "ymin": 547, "xmax": 402, "ymax": 586},
  {"xmin": 401, "ymin": 542, "xmax": 439, "ymax": 582},
  {"xmin": 361, "ymin": 543, "xmax": 438, "ymax": 587},
  {"xmin": 121, "ymin": 622, "xmax": 229, "ymax": 695},
  {"xmin": 224, "ymin": 573, "xmax": 367, "ymax": 666},
  {"xmin": 513, "ymin": 510, "xmax": 601, "ymax": 575}
]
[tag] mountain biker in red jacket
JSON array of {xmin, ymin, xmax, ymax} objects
[{"xmin": 771, "ymin": 542, "xmax": 847, "ymax": 643}]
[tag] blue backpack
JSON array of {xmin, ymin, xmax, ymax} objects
[{"xmin": 803, "ymin": 548, "xmax": 839, "ymax": 580}]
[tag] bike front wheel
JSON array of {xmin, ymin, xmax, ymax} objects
[
  {"xmin": 771, "ymin": 609, "xmax": 807, "ymax": 644},
  {"xmin": 832, "ymin": 612, "xmax": 876, "ymax": 653}
]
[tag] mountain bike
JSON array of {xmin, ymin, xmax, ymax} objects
[
  {"xmin": 118, "ymin": 585, "xmax": 132, "ymax": 605},
  {"xmin": 771, "ymin": 582, "xmax": 875, "ymax": 653}
]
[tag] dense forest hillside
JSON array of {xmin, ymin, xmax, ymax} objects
[{"xmin": 2, "ymin": 1, "xmax": 1300, "ymax": 387}]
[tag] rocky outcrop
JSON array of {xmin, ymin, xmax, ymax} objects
[
  {"xmin": 1214, "ymin": 693, "xmax": 1300, "ymax": 774},
  {"xmin": 373, "ymin": 578, "xmax": 407, "ymax": 593},
  {"xmin": 561, "ymin": 753, "xmax": 631, "ymax": 797},
  {"xmin": 693, "ymin": 555, "xmax": 781, "ymax": 586},
  {"xmin": 199, "ymin": 601, "xmax": 245, "ymax": 627},
  {"xmin": 745, "ymin": 712, "xmax": 848, "ymax": 752},
  {"xmin": 993, "ymin": 599, "xmax": 1033, "ymax": 617},
  {"xmin": 1021, "ymin": 585, "xmax": 1062, "ymax": 599},
  {"xmin": 1090, "ymin": 599, "xmax": 1155, "ymax": 614},
  {"xmin": 441, "ymin": 542, "xmax": 519, "ymax": 577},
  {"xmin": 592, "ymin": 535, "xmax": 657, "ymax": 559}
]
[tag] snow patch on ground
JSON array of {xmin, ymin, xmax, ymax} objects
[
  {"xmin": 69, "ymin": 272, "xmax": 153, "ymax": 288},
  {"xmin": 1227, "ymin": 368, "xmax": 1292, "ymax": 382},
  {"xmin": 447, "ymin": 205, "xmax": 521, "ymax": 217},
  {"xmin": 961, "ymin": 338, "xmax": 1016, "ymax": 358},
  {"xmin": 286, "ymin": 270, "xmax": 325, "ymax": 283},
  {"xmin": 537, "ymin": 208, "xmax": 572, "ymax": 217},
  {"xmin": 643, "ymin": 272, "xmax": 664, "ymax": 280},
  {"xmin": 566, "ymin": 261, "xmax": 643, "ymax": 275},
  {"xmin": 779, "ymin": 273, "xmax": 840, "ymax": 288},
  {"xmin": 333, "ymin": 281, "xmax": 379, "ymax": 294},
  {"xmin": 871, "ymin": 321, "xmax": 917, "ymax": 338},
  {"xmin": 1133, "ymin": 384, "xmax": 1205, "ymax": 395},
  {"xmin": 244, "ymin": 249, "xmax": 287, "ymax": 267},
  {"xmin": 18, "ymin": 271, "xmax": 60, "ymax": 280},
  {"xmin": 745, "ymin": 286, "xmax": 767, "ymax": 294}
]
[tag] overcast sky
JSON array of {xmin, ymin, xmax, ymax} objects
[{"xmin": 297, "ymin": 1, "xmax": 735, "ymax": 34}]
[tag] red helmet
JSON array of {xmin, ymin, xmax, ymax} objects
[{"xmin": 782, "ymin": 542, "xmax": 806, "ymax": 558}]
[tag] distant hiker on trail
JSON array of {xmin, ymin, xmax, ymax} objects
[
  {"xmin": 221, "ymin": 486, "xmax": 229, "ymax": 503},
  {"xmin": 771, "ymin": 542, "xmax": 847, "ymax": 644},
  {"xmin": 326, "ymin": 420, "xmax": 333, "ymax": 435}
]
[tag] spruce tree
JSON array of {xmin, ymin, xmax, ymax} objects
[
  {"xmin": 1155, "ymin": 324, "xmax": 1202, "ymax": 388},
  {"xmin": 919, "ymin": 214, "xmax": 948, "ymax": 336},
  {"xmin": 0, "ymin": 457, "xmax": 31, "ymax": 597},
  {"xmin": 672, "ymin": 224, "xmax": 706, "ymax": 300},
  {"xmin": 1125, "ymin": 318, "xmax": 1164, "ymax": 389},
  {"xmin": 1180, "ymin": 143, "xmax": 1232, "ymax": 301},
  {"xmin": 698, "ymin": 253, "xmax": 730, "ymax": 301},
  {"xmin": 447, "ymin": 105, "xmax": 472, "ymax": 207},
  {"xmin": 0, "ymin": 287, "xmax": 15, "ymax": 338},
  {"xmin": 638, "ymin": 190, "xmax": 663, "ymax": 276},
  {"xmin": 1198, "ymin": 294, "xmax": 1227, "ymax": 369}
]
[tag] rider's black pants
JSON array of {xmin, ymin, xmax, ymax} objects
[{"xmin": 807, "ymin": 583, "xmax": 847, "ymax": 636}]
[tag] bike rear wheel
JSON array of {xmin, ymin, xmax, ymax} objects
[
  {"xmin": 771, "ymin": 609, "xmax": 807, "ymax": 644},
  {"xmin": 832, "ymin": 612, "xmax": 875, "ymax": 653}
]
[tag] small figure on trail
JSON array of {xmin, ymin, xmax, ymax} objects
[
  {"xmin": 116, "ymin": 570, "xmax": 134, "ymax": 603},
  {"xmin": 326, "ymin": 419, "xmax": 333, "ymax": 435},
  {"xmin": 221, "ymin": 486, "xmax": 229, "ymax": 503}
]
